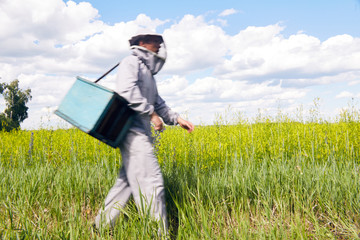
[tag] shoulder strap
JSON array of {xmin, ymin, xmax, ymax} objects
[
  {"xmin": 94, "ymin": 62, "xmax": 120, "ymax": 83},
  {"xmin": 94, "ymin": 54, "xmax": 149, "ymax": 84}
]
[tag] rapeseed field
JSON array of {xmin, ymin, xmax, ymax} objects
[{"xmin": 1, "ymin": 110, "xmax": 360, "ymax": 239}]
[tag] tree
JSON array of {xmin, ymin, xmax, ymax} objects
[{"xmin": 0, "ymin": 80, "xmax": 32, "ymax": 131}]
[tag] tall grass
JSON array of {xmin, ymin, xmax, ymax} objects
[{"xmin": 1, "ymin": 109, "xmax": 360, "ymax": 239}]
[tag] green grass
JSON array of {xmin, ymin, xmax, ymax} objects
[{"xmin": 1, "ymin": 114, "xmax": 360, "ymax": 239}]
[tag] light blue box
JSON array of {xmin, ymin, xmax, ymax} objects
[{"xmin": 55, "ymin": 76, "xmax": 135, "ymax": 148}]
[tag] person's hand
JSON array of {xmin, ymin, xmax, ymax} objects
[
  {"xmin": 151, "ymin": 112, "xmax": 164, "ymax": 131},
  {"xmin": 177, "ymin": 117, "xmax": 195, "ymax": 133}
]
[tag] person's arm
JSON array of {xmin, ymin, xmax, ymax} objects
[
  {"xmin": 177, "ymin": 116, "xmax": 194, "ymax": 133},
  {"xmin": 154, "ymin": 95, "xmax": 194, "ymax": 133},
  {"xmin": 154, "ymin": 95, "xmax": 179, "ymax": 125},
  {"xmin": 151, "ymin": 112, "xmax": 164, "ymax": 131}
]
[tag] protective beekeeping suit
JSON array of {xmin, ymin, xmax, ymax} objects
[
  {"xmin": 117, "ymin": 33, "xmax": 178, "ymax": 137},
  {"xmin": 95, "ymin": 32, "xmax": 194, "ymax": 233}
]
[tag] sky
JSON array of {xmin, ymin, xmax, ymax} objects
[{"xmin": 0, "ymin": 0, "xmax": 360, "ymax": 129}]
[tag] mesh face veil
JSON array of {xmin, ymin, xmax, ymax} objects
[{"xmin": 156, "ymin": 41, "xmax": 167, "ymax": 61}]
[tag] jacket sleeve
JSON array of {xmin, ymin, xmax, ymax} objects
[
  {"xmin": 115, "ymin": 56, "xmax": 154, "ymax": 116},
  {"xmin": 155, "ymin": 94, "xmax": 179, "ymax": 125}
]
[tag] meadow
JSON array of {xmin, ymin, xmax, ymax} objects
[{"xmin": 1, "ymin": 107, "xmax": 360, "ymax": 239}]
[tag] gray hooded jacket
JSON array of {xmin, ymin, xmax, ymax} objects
[{"xmin": 115, "ymin": 46, "xmax": 179, "ymax": 136}]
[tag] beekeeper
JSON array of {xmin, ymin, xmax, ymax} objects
[{"xmin": 94, "ymin": 32, "xmax": 194, "ymax": 232}]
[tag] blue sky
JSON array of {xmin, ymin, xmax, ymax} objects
[{"xmin": 0, "ymin": 0, "xmax": 360, "ymax": 128}]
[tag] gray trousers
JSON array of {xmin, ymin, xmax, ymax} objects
[{"xmin": 95, "ymin": 130, "xmax": 168, "ymax": 230}]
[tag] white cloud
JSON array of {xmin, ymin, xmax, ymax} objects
[
  {"xmin": 180, "ymin": 77, "xmax": 306, "ymax": 102},
  {"xmin": 216, "ymin": 18, "xmax": 228, "ymax": 27},
  {"xmin": 162, "ymin": 15, "xmax": 228, "ymax": 74},
  {"xmin": 158, "ymin": 76, "xmax": 188, "ymax": 95},
  {"xmin": 215, "ymin": 27, "xmax": 360, "ymax": 85},
  {"xmin": 219, "ymin": 8, "xmax": 238, "ymax": 17},
  {"xmin": 0, "ymin": 0, "xmax": 104, "ymax": 50},
  {"xmin": 133, "ymin": 14, "xmax": 168, "ymax": 32},
  {"xmin": 157, "ymin": 75, "xmax": 309, "ymax": 124},
  {"xmin": 0, "ymin": 1, "xmax": 168, "ymax": 79},
  {"xmin": 336, "ymin": 91, "xmax": 355, "ymax": 99}
]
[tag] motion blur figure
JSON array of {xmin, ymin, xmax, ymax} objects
[{"xmin": 95, "ymin": 33, "xmax": 194, "ymax": 233}]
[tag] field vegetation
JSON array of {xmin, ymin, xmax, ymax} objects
[{"xmin": 1, "ymin": 105, "xmax": 360, "ymax": 239}]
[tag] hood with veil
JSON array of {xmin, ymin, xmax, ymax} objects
[
  {"xmin": 128, "ymin": 33, "xmax": 167, "ymax": 75},
  {"xmin": 130, "ymin": 45, "xmax": 166, "ymax": 75}
]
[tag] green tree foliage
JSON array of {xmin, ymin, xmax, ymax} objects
[{"xmin": 0, "ymin": 80, "xmax": 32, "ymax": 131}]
